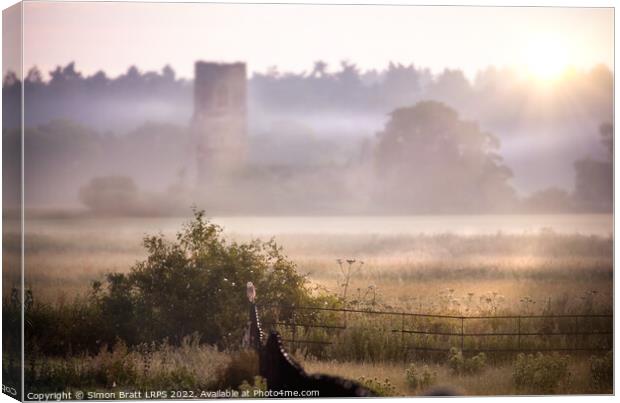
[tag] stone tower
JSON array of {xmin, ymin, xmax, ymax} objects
[{"xmin": 192, "ymin": 61, "xmax": 247, "ymax": 185}]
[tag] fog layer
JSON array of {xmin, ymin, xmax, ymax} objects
[{"xmin": 2, "ymin": 62, "xmax": 612, "ymax": 215}]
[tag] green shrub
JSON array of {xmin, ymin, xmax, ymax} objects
[
  {"xmin": 23, "ymin": 209, "xmax": 342, "ymax": 358},
  {"xmin": 357, "ymin": 376, "xmax": 396, "ymax": 397},
  {"xmin": 89, "ymin": 208, "xmax": 323, "ymax": 349},
  {"xmin": 405, "ymin": 363, "xmax": 437, "ymax": 391},
  {"xmin": 447, "ymin": 348, "xmax": 486, "ymax": 375},
  {"xmin": 24, "ymin": 290, "xmax": 109, "ymax": 357},
  {"xmin": 513, "ymin": 352, "xmax": 570, "ymax": 394},
  {"xmin": 589, "ymin": 351, "xmax": 612, "ymax": 391}
]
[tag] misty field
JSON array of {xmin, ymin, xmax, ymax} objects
[
  {"xmin": 6, "ymin": 213, "xmax": 614, "ymax": 396},
  {"xmin": 16, "ymin": 214, "xmax": 613, "ymax": 309}
]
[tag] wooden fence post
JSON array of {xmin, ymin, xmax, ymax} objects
[
  {"xmin": 460, "ymin": 317, "xmax": 464, "ymax": 351},
  {"xmin": 574, "ymin": 316, "xmax": 579, "ymax": 349},
  {"xmin": 291, "ymin": 305, "xmax": 297, "ymax": 350},
  {"xmin": 517, "ymin": 317, "xmax": 521, "ymax": 351},
  {"xmin": 401, "ymin": 312, "xmax": 406, "ymax": 362}
]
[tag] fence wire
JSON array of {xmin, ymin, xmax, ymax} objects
[{"xmin": 258, "ymin": 304, "xmax": 612, "ymax": 356}]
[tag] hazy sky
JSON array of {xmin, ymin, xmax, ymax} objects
[{"xmin": 11, "ymin": 2, "xmax": 615, "ymax": 80}]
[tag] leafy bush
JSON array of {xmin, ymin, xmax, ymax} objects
[
  {"xmin": 513, "ymin": 352, "xmax": 570, "ymax": 393},
  {"xmin": 405, "ymin": 363, "xmax": 437, "ymax": 391},
  {"xmin": 589, "ymin": 351, "xmax": 612, "ymax": 391},
  {"xmin": 25, "ymin": 292, "xmax": 108, "ymax": 356},
  {"xmin": 447, "ymin": 348, "xmax": 486, "ymax": 375},
  {"xmin": 91, "ymin": 209, "xmax": 321, "ymax": 348},
  {"xmin": 357, "ymin": 376, "xmax": 396, "ymax": 397}
]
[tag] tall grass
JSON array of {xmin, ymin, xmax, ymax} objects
[
  {"xmin": 301, "ymin": 353, "xmax": 612, "ymax": 395},
  {"xmin": 25, "ymin": 335, "xmax": 231, "ymax": 393}
]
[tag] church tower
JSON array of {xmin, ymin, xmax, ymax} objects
[{"xmin": 192, "ymin": 61, "xmax": 247, "ymax": 185}]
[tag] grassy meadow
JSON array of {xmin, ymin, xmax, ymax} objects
[
  {"xmin": 17, "ymin": 216, "xmax": 613, "ymax": 312},
  {"xmin": 4, "ymin": 214, "xmax": 614, "ymax": 396}
]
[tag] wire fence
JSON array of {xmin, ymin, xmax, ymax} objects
[{"xmin": 258, "ymin": 304, "xmax": 613, "ymax": 357}]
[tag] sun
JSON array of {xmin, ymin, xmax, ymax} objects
[{"xmin": 522, "ymin": 35, "xmax": 570, "ymax": 82}]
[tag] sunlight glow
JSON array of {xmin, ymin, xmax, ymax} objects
[{"xmin": 522, "ymin": 34, "xmax": 571, "ymax": 82}]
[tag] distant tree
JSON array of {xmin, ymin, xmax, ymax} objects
[
  {"xmin": 426, "ymin": 69, "xmax": 472, "ymax": 106},
  {"xmin": 336, "ymin": 61, "xmax": 361, "ymax": 84},
  {"xmin": 49, "ymin": 62, "xmax": 82, "ymax": 85},
  {"xmin": 522, "ymin": 187, "xmax": 574, "ymax": 213},
  {"xmin": 22, "ymin": 120, "xmax": 104, "ymax": 207},
  {"xmin": 311, "ymin": 60, "xmax": 328, "ymax": 78},
  {"xmin": 599, "ymin": 122, "xmax": 613, "ymax": 159},
  {"xmin": 2, "ymin": 71, "xmax": 18, "ymax": 86},
  {"xmin": 374, "ymin": 101, "xmax": 516, "ymax": 213},
  {"xmin": 25, "ymin": 67, "xmax": 43, "ymax": 84},
  {"xmin": 85, "ymin": 70, "xmax": 109, "ymax": 90},
  {"xmin": 78, "ymin": 176, "xmax": 141, "ymax": 215},
  {"xmin": 162, "ymin": 64, "xmax": 176, "ymax": 81},
  {"xmin": 3, "ymin": 71, "xmax": 21, "ymax": 129},
  {"xmin": 380, "ymin": 62, "xmax": 422, "ymax": 108},
  {"xmin": 573, "ymin": 123, "xmax": 613, "ymax": 212}
]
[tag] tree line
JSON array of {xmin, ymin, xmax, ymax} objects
[{"xmin": 3, "ymin": 61, "xmax": 612, "ymax": 134}]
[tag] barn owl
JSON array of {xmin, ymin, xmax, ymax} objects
[{"xmin": 247, "ymin": 281, "xmax": 256, "ymax": 302}]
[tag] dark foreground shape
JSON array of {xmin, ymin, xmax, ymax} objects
[
  {"xmin": 248, "ymin": 303, "xmax": 374, "ymax": 397},
  {"xmin": 260, "ymin": 331, "xmax": 374, "ymax": 397}
]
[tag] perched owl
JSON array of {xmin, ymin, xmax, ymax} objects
[{"xmin": 246, "ymin": 281, "xmax": 256, "ymax": 302}]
